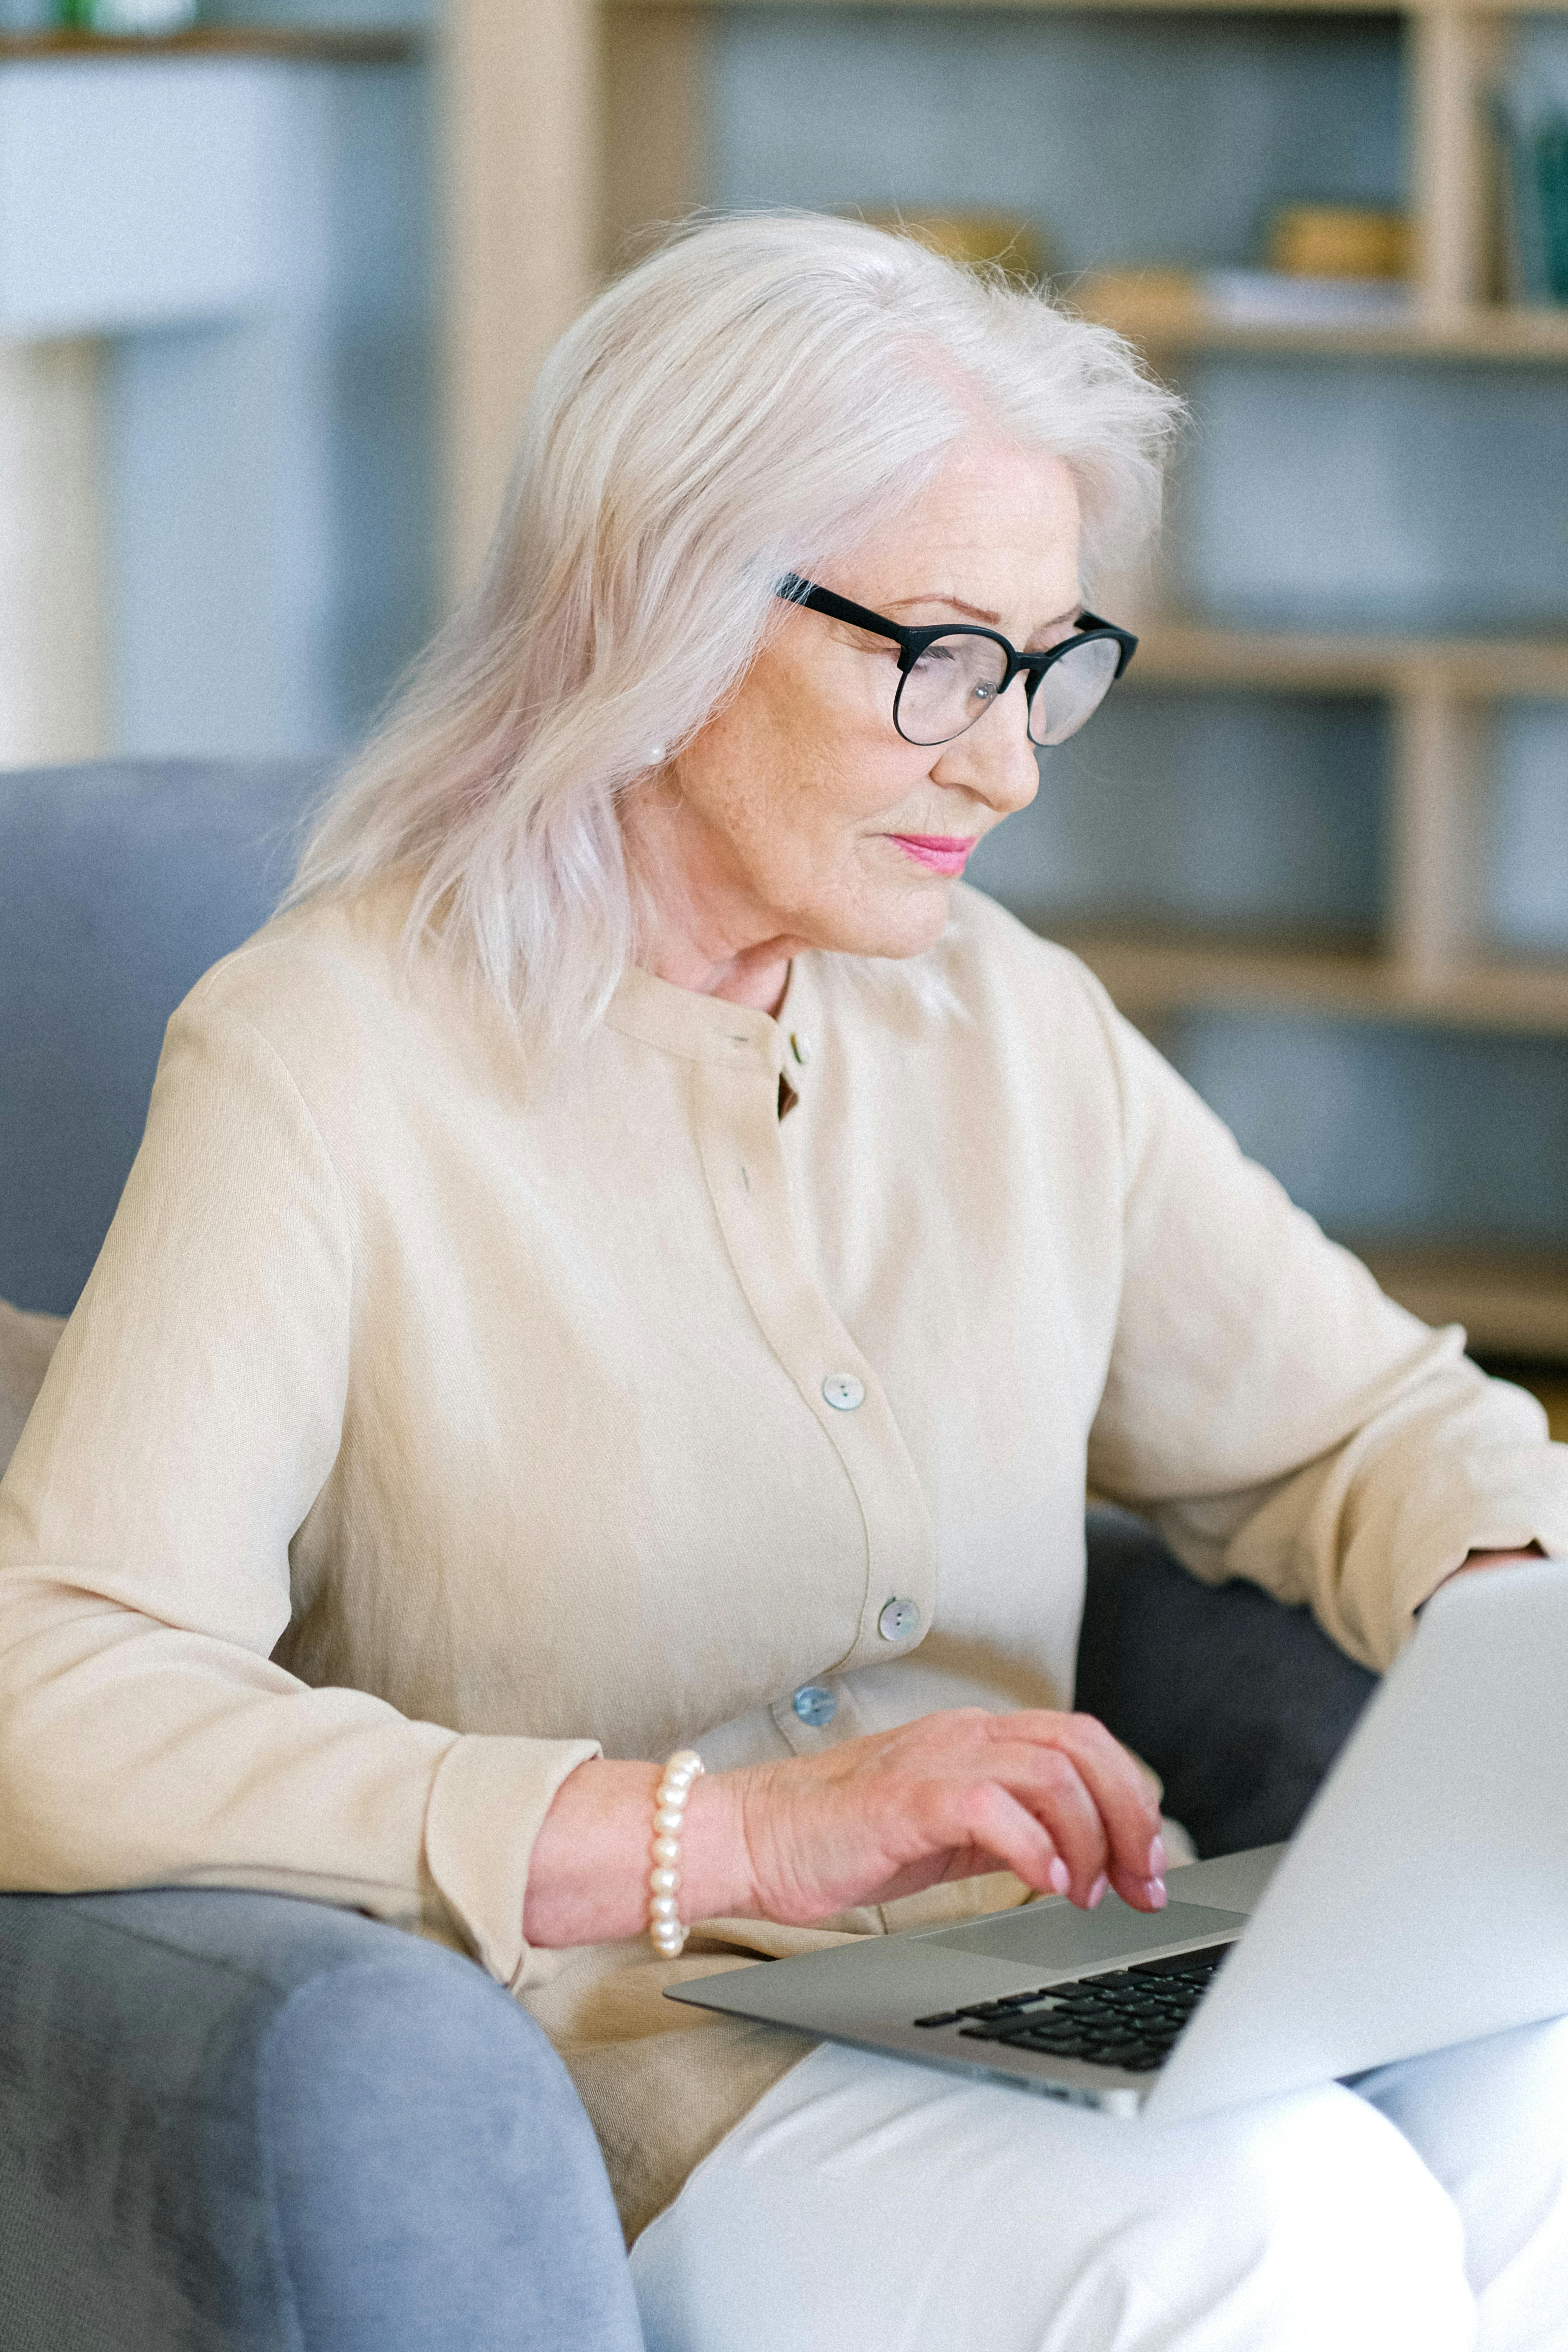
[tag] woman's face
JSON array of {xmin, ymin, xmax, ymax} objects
[{"xmin": 629, "ymin": 434, "xmax": 1085, "ymax": 1006}]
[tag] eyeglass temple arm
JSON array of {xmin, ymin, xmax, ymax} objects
[{"xmin": 775, "ymin": 575, "xmax": 908, "ymax": 646}]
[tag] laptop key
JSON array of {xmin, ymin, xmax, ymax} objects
[
  {"xmin": 912, "ymin": 2012, "xmax": 961, "ymax": 2029},
  {"xmin": 1127, "ymin": 1943, "xmax": 1235, "ymax": 1977}
]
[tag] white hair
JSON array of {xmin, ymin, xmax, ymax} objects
[{"xmin": 290, "ymin": 210, "xmax": 1180, "ymax": 1042}]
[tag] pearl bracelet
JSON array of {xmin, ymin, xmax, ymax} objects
[{"xmin": 648, "ymin": 1747, "xmax": 704, "ymax": 1959}]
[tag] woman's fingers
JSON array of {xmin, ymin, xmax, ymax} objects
[
  {"xmin": 996, "ymin": 1742, "xmax": 1110, "ymax": 1898},
  {"xmin": 1106, "ymin": 1857, "xmax": 1168, "ymax": 1913},
  {"xmin": 737, "ymin": 1707, "xmax": 1170, "ymax": 1927},
  {"xmin": 974, "ymin": 1713, "xmax": 1166, "ymax": 1912},
  {"xmin": 945, "ymin": 1776, "xmax": 1075, "ymax": 1900}
]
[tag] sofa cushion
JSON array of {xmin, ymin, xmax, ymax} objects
[
  {"xmin": 1077, "ymin": 1505, "xmax": 1378, "ymax": 1856},
  {"xmin": 0, "ymin": 1299, "xmax": 64, "ymax": 1475}
]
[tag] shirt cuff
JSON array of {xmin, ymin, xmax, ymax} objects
[
  {"xmin": 424, "ymin": 1731, "xmax": 602, "ymax": 1990},
  {"xmin": 1386, "ymin": 1500, "xmax": 1568, "ymax": 1651}
]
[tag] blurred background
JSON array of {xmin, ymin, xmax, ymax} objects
[{"xmin": 2, "ymin": 0, "xmax": 1566, "ymax": 1403}]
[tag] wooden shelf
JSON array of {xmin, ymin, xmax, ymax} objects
[
  {"xmin": 1355, "ymin": 1244, "xmax": 1568, "ymax": 1360},
  {"xmin": 611, "ymin": 0, "xmax": 1568, "ymax": 15},
  {"xmin": 0, "ymin": 27, "xmax": 421, "ymax": 64},
  {"xmin": 1126, "ymin": 623, "xmax": 1568, "ymax": 699},
  {"xmin": 1074, "ymin": 281, "xmax": 1568, "ymax": 363},
  {"xmin": 1048, "ymin": 930, "xmax": 1568, "ymax": 1036}
]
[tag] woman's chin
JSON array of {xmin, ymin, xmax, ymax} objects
[{"xmin": 819, "ymin": 877, "xmax": 954, "ymax": 962}]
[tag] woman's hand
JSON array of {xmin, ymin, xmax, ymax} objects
[
  {"xmin": 521, "ymin": 1708, "xmax": 1167, "ymax": 1949},
  {"xmin": 726, "ymin": 1709, "xmax": 1167, "ymax": 1925}
]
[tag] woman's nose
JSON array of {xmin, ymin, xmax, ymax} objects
[{"xmin": 931, "ymin": 675, "xmax": 1041, "ymax": 814}]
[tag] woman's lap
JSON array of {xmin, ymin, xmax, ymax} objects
[
  {"xmin": 1355, "ymin": 2013, "xmax": 1568, "ymax": 2352},
  {"xmin": 631, "ymin": 2021, "xmax": 1568, "ymax": 2352}
]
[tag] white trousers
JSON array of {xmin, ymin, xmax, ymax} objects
[{"xmin": 630, "ymin": 2016, "xmax": 1568, "ymax": 2352}]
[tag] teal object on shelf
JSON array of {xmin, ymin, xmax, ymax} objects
[
  {"xmin": 1496, "ymin": 97, "xmax": 1568, "ymax": 306},
  {"xmin": 54, "ymin": 0, "xmax": 199, "ymax": 31}
]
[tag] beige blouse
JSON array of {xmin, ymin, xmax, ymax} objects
[{"xmin": 3, "ymin": 874, "xmax": 1566, "ymax": 2236}]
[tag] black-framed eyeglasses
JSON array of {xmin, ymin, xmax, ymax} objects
[{"xmin": 776, "ymin": 574, "xmax": 1138, "ymax": 750}]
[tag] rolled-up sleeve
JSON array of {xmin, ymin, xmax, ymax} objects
[
  {"xmin": 1085, "ymin": 997, "xmax": 1568, "ymax": 1671},
  {"xmin": 0, "ymin": 995, "xmax": 596, "ymax": 1982}
]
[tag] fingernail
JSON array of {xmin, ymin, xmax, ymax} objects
[
  {"xmin": 1148, "ymin": 1835, "xmax": 1166, "ymax": 1877},
  {"xmin": 1049, "ymin": 1857, "xmax": 1071, "ymax": 1895},
  {"xmin": 1147, "ymin": 1876, "xmax": 1167, "ymax": 1910},
  {"xmin": 1088, "ymin": 1873, "xmax": 1108, "ymax": 1908}
]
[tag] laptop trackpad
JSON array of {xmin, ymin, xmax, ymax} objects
[{"xmin": 930, "ymin": 1893, "xmax": 1248, "ymax": 1973}]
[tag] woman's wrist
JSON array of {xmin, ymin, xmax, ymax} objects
[{"xmin": 521, "ymin": 1755, "xmax": 754, "ymax": 1949}]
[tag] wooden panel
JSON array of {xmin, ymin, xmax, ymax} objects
[
  {"xmin": 1051, "ymin": 930, "xmax": 1568, "ymax": 1034},
  {"xmin": 614, "ymin": 0, "xmax": 1568, "ymax": 14},
  {"xmin": 0, "ymin": 338, "xmax": 105, "ymax": 767},
  {"xmin": 1358, "ymin": 1244, "xmax": 1568, "ymax": 1358},
  {"xmin": 1390, "ymin": 674, "xmax": 1482, "ymax": 994},
  {"xmin": 1129, "ymin": 623, "xmax": 1568, "ymax": 697},
  {"xmin": 1407, "ymin": 7, "xmax": 1504, "ymax": 316},
  {"xmin": 441, "ymin": 0, "xmax": 601, "ymax": 602},
  {"xmin": 0, "ymin": 29, "xmax": 421, "ymax": 60},
  {"xmin": 603, "ymin": 6, "xmax": 710, "ymax": 273},
  {"xmin": 1076, "ymin": 278, "xmax": 1568, "ymax": 362}
]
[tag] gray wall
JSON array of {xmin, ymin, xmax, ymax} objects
[{"xmin": 105, "ymin": 58, "xmax": 436, "ymax": 758}]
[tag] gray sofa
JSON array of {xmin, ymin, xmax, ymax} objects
[{"xmin": 0, "ymin": 757, "xmax": 1377, "ymax": 2349}]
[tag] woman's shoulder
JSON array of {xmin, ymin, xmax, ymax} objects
[
  {"xmin": 162, "ymin": 874, "xmax": 467, "ymax": 1126},
  {"xmin": 180, "ymin": 874, "xmax": 431, "ymax": 1041}
]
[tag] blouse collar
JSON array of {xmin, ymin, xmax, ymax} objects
[{"xmin": 604, "ymin": 957, "xmax": 814, "ymax": 1074}]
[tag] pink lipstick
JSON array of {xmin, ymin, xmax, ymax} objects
[{"xmin": 889, "ymin": 834, "xmax": 977, "ymax": 877}]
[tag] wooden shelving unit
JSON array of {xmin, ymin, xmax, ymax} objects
[
  {"xmin": 1068, "ymin": 620, "xmax": 1568, "ymax": 1030},
  {"xmin": 0, "ymin": 28, "xmax": 421, "ymax": 61},
  {"xmin": 448, "ymin": 0, "xmax": 1568, "ymax": 1350},
  {"xmin": 1074, "ymin": 282, "xmax": 1568, "ymax": 362},
  {"xmin": 1129, "ymin": 621, "xmax": 1568, "ymax": 701},
  {"xmin": 1357, "ymin": 1246, "xmax": 1568, "ymax": 1361}
]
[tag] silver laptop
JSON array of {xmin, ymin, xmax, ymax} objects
[{"xmin": 669, "ymin": 1557, "xmax": 1568, "ymax": 2125}]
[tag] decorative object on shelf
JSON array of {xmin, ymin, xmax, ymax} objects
[
  {"xmin": 53, "ymin": 0, "xmax": 195, "ymax": 29},
  {"xmin": 1070, "ymin": 266, "xmax": 1196, "ymax": 334},
  {"xmin": 1267, "ymin": 204, "xmax": 1409, "ymax": 282},
  {"xmin": 1199, "ymin": 270, "xmax": 1409, "ymax": 327},
  {"xmin": 1080, "ymin": 206, "xmax": 1413, "ymax": 338},
  {"xmin": 1495, "ymin": 100, "xmax": 1568, "ymax": 305},
  {"xmin": 856, "ymin": 211, "xmax": 1048, "ymax": 282},
  {"xmin": 1074, "ymin": 261, "xmax": 1411, "ymax": 335}
]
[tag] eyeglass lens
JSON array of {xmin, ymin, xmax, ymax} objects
[
  {"xmin": 896, "ymin": 632, "xmax": 1121, "ymax": 750},
  {"xmin": 1027, "ymin": 635, "xmax": 1122, "ymax": 748}
]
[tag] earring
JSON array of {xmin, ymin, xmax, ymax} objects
[{"xmin": 647, "ymin": 744, "xmax": 667, "ymax": 764}]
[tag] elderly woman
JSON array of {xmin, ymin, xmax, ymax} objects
[{"xmin": 3, "ymin": 213, "xmax": 1568, "ymax": 2351}]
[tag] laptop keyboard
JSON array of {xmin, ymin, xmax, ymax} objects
[{"xmin": 911, "ymin": 1939, "xmax": 1235, "ymax": 2074}]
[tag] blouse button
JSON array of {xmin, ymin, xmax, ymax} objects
[
  {"xmin": 793, "ymin": 1683, "xmax": 837, "ymax": 1728},
  {"xmin": 878, "ymin": 1597, "xmax": 921, "ymax": 1643},
  {"xmin": 790, "ymin": 1032, "xmax": 812, "ymax": 1066},
  {"xmin": 822, "ymin": 1373, "xmax": 864, "ymax": 1412}
]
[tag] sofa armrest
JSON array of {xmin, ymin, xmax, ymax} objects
[{"xmin": 0, "ymin": 1888, "xmax": 644, "ymax": 2352}]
